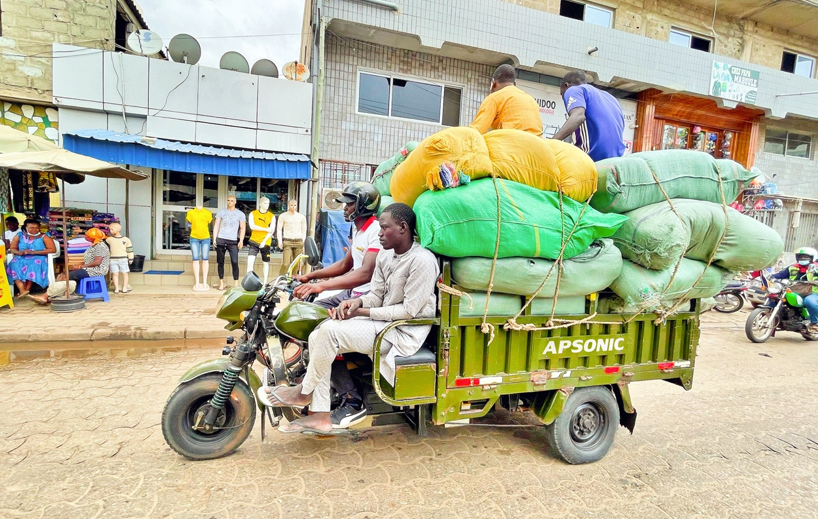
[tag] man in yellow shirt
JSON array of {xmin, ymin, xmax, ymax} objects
[{"xmin": 469, "ymin": 64, "xmax": 543, "ymax": 136}]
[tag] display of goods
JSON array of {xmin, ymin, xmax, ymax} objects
[
  {"xmin": 415, "ymin": 179, "xmax": 628, "ymax": 259},
  {"xmin": 371, "ymin": 142, "xmax": 418, "ymax": 196},
  {"xmin": 608, "ymin": 258, "xmax": 732, "ymax": 313},
  {"xmin": 390, "ymin": 127, "xmax": 492, "ymax": 206},
  {"xmin": 592, "ymin": 150, "xmax": 755, "ymax": 213},
  {"xmin": 457, "ymin": 293, "xmax": 586, "ymax": 317},
  {"xmin": 611, "ymin": 199, "xmax": 783, "ymax": 272},
  {"xmin": 483, "ymin": 130, "xmax": 597, "ymax": 202},
  {"xmin": 452, "ymin": 239, "xmax": 622, "ymax": 297}
]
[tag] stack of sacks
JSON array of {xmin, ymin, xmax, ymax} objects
[
  {"xmin": 371, "ymin": 141, "xmax": 419, "ymax": 211},
  {"xmin": 452, "ymin": 239, "xmax": 622, "ymax": 316},
  {"xmin": 595, "ymin": 151, "xmax": 781, "ymax": 313},
  {"xmin": 414, "ymin": 178, "xmax": 627, "ymax": 260}
]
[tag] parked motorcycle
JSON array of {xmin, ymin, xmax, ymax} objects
[
  {"xmin": 745, "ymin": 279, "xmax": 818, "ymax": 343},
  {"xmin": 713, "ymin": 280, "xmax": 747, "ymax": 313}
]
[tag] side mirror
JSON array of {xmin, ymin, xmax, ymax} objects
[
  {"xmin": 241, "ymin": 271, "xmax": 263, "ymax": 291},
  {"xmin": 305, "ymin": 236, "xmax": 320, "ymax": 267}
]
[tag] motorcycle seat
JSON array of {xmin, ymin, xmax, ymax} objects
[
  {"xmin": 394, "ymin": 346, "xmax": 436, "ymax": 366},
  {"xmin": 724, "ymin": 282, "xmax": 744, "ymax": 289}
]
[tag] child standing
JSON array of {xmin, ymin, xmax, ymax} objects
[{"xmin": 105, "ymin": 222, "xmax": 134, "ymax": 294}]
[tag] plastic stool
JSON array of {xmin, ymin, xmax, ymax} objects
[{"xmin": 77, "ymin": 275, "xmax": 110, "ymax": 302}]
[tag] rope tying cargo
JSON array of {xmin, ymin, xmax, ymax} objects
[{"xmin": 437, "ymin": 282, "xmax": 473, "ymax": 310}]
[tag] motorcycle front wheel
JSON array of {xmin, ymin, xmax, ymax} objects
[
  {"xmin": 714, "ymin": 292, "xmax": 744, "ymax": 313},
  {"xmin": 162, "ymin": 374, "xmax": 256, "ymax": 460},
  {"xmin": 745, "ymin": 307, "xmax": 776, "ymax": 343}
]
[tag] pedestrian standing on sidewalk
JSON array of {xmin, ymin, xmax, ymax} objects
[
  {"xmin": 105, "ymin": 222, "xmax": 134, "ymax": 294},
  {"xmin": 212, "ymin": 195, "xmax": 246, "ymax": 290},
  {"xmin": 276, "ymin": 199, "xmax": 307, "ymax": 276}
]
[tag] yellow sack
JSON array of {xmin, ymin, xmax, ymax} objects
[
  {"xmin": 484, "ymin": 130, "xmax": 597, "ymax": 202},
  {"xmin": 390, "ymin": 127, "xmax": 492, "ymax": 206}
]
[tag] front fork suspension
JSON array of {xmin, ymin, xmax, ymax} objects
[{"xmin": 204, "ymin": 341, "xmax": 254, "ymax": 428}]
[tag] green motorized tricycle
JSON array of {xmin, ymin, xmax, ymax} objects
[{"xmin": 162, "ymin": 238, "xmax": 700, "ymax": 465}]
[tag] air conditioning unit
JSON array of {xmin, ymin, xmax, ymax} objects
[{"xmin": 322, "ymin": 188, "xmax": 344, "ymax": 211}]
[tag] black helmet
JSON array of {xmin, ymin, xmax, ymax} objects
[{"xmin": 336, "ymin": 181, "xmax": 380, "ymax": 221}]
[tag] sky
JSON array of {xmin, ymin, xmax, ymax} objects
[{"xmin": 136, "ymin": 0, "xmax": 307, "ymax": 73}]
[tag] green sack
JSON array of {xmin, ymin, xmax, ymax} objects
[
  {"xmin": 609, "ymin": 258, "xmax": 732, "ymax": 313},
  {"xmin": 377, "ymin": 195, "xmax": 394, "ymax": 216},
  {"xmin": 457, "ymin": 293, "xmax": 586, "ymax": 317},
  {"xmin": 371, "ymin": 142, "xmax": 419, "ymax": 196},
  {"xmin": 452, "ymin": 239, "xmax": 623, "ymax": 297},
  {"xmin": 415, "ymin": 179, "xmax": 628, "ymax": 259},
  {"xmin": 592, "ymin": 151, "xmax": 755, "ymax": 214},
  {"xmin": 612, "ymin": 199, "xmax": 784, "ymax": 272}
]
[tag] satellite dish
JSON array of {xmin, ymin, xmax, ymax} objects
[
  {"xmin": 127, "ymin": 30, "xmax": 163, "ymax": 55},
  {"xmin": 251, "ymin": 59, "xmax": 279, "ymax": 78},
  {"xmin": 219, "ymin": 51, "xmax": 249, "ymax": 73},
  {"xmin": 283, "ymin": 61, "xmax": 308, "ymax": 81},
  {"xmin": 168, "ymin": 34, "xmax": 201, "ymax": 65}
]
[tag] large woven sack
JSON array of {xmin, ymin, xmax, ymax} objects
[
  {"xmin": 390, "ymin": 127, "xmax": 492, "ymax": 206},
  {"xmin": 452, "ymin": 239, "xmax": 622, "ymax": 297},
  {"xmin": 609, "ymin": 258, "xmax": 732, "ymax": 313},
  {"xmin": 371, "ymin": 141, "xmax": 418, "ymax": 196},
  {"xmin": 414, "ymin": 178, "xmax": 628, "ymax": 259},
  {"xmin": 458, "ymin": 293, "xmax": 586, "ymax": 317},
  {"xmin": 483, "ymin": 130, "xmax": 597, "ymax": 202},
  {"xmin": 376, "ymin": 195, "xmax": 394, "ymax": 216},
  {"xmin": 592, "ymin": 150, "xmax": 755, "ymax": 213},
  {"xmin": 612, "ymin": 199, "xmax": 784, "ymax": 272}
]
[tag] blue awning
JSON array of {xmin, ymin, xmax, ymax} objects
[{"xmin": 62, "ymin": 129, "xmax": 311, "ymax": 180}]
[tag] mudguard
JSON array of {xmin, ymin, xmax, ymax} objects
[{"xmin": 178, "ymin": 358, "xmax": 264, "ymax": 411}]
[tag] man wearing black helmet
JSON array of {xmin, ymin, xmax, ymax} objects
[{"xmin": 291, "ymin": 181, "xmax": 382, "ymax": 427}]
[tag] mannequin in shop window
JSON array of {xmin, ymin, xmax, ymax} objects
[
  {"xmin": 186, "ymin": 205, "xmax": 213, "ymax": 291},
  {"xmin": 247, "ymin": 196, "xmax": 276, "ymax": 284}
]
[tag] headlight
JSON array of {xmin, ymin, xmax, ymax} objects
[{"xmin": 768, "ymin": 283, "xmax": 783, "ymax": 295}]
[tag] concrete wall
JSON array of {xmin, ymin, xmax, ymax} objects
[
  {"xmin": 754, "ymin": 119, "xmax": 818, "ymax": 200},
  {"xmin": 502, "ymin": 0, "xmax": 818, "ymax": 70},
  {"xmin": 322, "ymin": 0, "xmax": 818, "ymax": 120},
  {"xmin": 320, "ymin": 33, "xmax": 493, "ymax": 165},
  {"xmin": 0, "ymin": 0, "xmax": 124, "ymax": 104}
]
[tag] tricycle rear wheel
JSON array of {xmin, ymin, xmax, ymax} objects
[
  {"xmin": 545, "ymin": 387, "xmax": 619, "ymax": 465},
  {"xmin": 162, "ymin": 374, "xmax": 256, "ymax": 460}
]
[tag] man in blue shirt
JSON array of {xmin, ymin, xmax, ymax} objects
[{"xmin": 552, "ymin": 71, "xmax": 626, "ymax": 162}]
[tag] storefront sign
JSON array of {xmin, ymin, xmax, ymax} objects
[{"xmin": 710, "ymin": 61, "xmax": 759, "ymax": 105}]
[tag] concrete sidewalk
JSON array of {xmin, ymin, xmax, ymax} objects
[{"xmin": 0, "ymin": 284, "xmax": 230, "ymax": 343}]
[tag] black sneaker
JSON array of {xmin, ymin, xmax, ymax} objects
[{"xmin": 331, "ymin": 399, "xmax": 367, "ymax": 429}]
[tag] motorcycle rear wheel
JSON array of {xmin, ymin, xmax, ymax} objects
[
  {"xmin": 162, "ymin": 374, "xmax": 256, "ymax": 460},
  {"xmin": 714, "ymin": 292, "xmax": 744, "ymax": 313},
  {"xmin": 745, "ymin": 308, "xmax": 775, "ymax": 343}
]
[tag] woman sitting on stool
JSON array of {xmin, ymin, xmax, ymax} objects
[
  {"xmin": 29, "ymin": 228, "xmax": 110, "ymax": 304},
  {"xmin": 7, "ymin": 218, "xmax": 56, "ymax": 297}
]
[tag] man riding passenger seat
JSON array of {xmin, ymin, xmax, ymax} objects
[
  {"xmin": 771, "ymin": 246, "xmax": 818, "ymax": 334},
  {"xmin": 291, "ymin": 181, "xmax": 382, "ymax": 428},
  {"xmin": 258, "ymin": 203, "xmax": 439, "ymax": 434}
]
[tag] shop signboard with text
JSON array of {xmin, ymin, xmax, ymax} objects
[{"xmin": 710, "ymin": 61, "xmax": 759, "ymax": 105}]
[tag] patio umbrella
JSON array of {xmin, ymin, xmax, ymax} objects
[
  {"xmin": 0, "ymin": 149, "xmax": 147, "ymax": 306},
  {"xmin": 0, "ymin": 125, "xmax": 60, "ymax": 154}
]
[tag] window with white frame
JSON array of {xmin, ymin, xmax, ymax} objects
[
  {"xmin": 559, "ymin": 0, "xmax": 614, "ymax": 28},
  {"xmin": 356, "ymin": 71, "xmax": 462, "ymax": 126},
  {"xmin": 668, "ymin": 28, "xmax": 712, "ymax": 53},
  {"xmin": 781, "ymin": 51, "xmax": 815, "ymax": 78},
  {"xmin": 764, "ymin": 129, "xmax": 812, "ymax": 159}
]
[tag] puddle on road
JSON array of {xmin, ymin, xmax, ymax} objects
[{"xmin": 0, "ymin": 337, "xmax": 225, "ymax": 366}]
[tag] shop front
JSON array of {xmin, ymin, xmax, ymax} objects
[
  {"xmin": 634, "ymin": 89, "xmax": 764, "ymax": 168},
  {"xmin": 157, "ymin": 172, "xmax": 296, "ymax": 254}
]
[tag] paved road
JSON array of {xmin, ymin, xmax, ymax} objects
[{"xmin": 2, "ymin": 315, "xmax": 818, "ymax": 518}]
